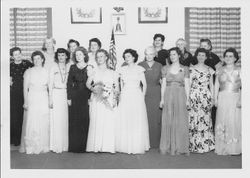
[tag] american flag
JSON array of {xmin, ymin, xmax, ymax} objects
[{"xmin": 108, "ymin": 29, "xmax": 117, "ymax": 70}]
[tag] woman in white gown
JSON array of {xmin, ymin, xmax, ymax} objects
[
  {"xmin": 86, "ymin": 49, "xmax": 119, "ymax": 153},
  {"xmin": 19, "ymin": 51, "xmax": 50, "ymax": 154},
  {"xmin": 116, "ymin": 48, "xmax": 150, "ymax": 154},
  {"xmin": 49, "ymin": 48, "xmax": 70, "ymax": 153}
]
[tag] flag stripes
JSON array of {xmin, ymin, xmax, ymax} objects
[{"xmin": 108, "ymin": 29, "xmax": 117, "ymax": 70}]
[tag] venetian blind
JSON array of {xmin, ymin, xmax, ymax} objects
[
  {"xmin": 185, "ymin": 8, "xmax": 241, "ymax": 59},
  {"xmin": 10, "ymin": 8, "xmax": 52, "ymax": 60}
]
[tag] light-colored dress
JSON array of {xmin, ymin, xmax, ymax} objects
[
  {"xmin": 116, "ymin": 65, "xmax": 150, "ymax": 154},
  {"xmin": 88, "ymin": 52, "xmax": 98, "ymax": 70},
  {"xmin": 19, "ymin": 67, "xmax": 50, "ymax": 154},
  {"xmin": 215, "ymin": 66, "xmax": 241, "ymax": 155},
  {"xmin": 86, "ymin": 68, "xmax": 119, "ymax": 153},
  {"xmin": 49, "ymin": 63, "xmax": 70, "ymax": 153},
  {"xmin": 189, "ymin": 67, "xmax": 215, "ymax": 153},
  {"xmin": 160, "ymin": 66, "xmax": 189, "ymax": 155}
]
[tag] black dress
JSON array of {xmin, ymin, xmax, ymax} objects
[
  {"xmin": 155, "ymin": 49, "xmax": 169, "ymax": 66},
  {"xmin": 10, "ymin": 60, "xmax": 33, "ymax": 146},
  {"xmin": 67, "ymin": 64, "xmax": 91, "ymax": 153},
  {"xmin": 180, "ymin": 50, "xmax": 195, "ymax": 67}
]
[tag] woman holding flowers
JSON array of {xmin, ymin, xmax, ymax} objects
[{"xmin": 86, "ymin": 49, "xmax": 119, "ymax": 153}]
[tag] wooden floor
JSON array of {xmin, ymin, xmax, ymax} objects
[{"xmin": 11, "ymin": 148, "xmax": 242, "ymax": 169}]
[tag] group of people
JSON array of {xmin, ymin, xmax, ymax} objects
[{"xmin": 10, "ymin": 34, "xmax": 241, "ymax": 156}]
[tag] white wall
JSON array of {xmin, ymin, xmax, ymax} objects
[{"xmin": 52, "ymin": 5, "xmax": 185, "ymax": 66}]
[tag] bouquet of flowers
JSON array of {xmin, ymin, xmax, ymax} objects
[{"xmin": 92, "ymin": 81, "xmax": 120, "ymax": 109}]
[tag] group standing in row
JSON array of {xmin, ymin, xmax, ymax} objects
[{"xmin": 10, "ymin": 34, "xmax": 241, "ymax": 156}]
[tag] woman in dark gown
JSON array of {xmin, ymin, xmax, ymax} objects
[
  {"xmin": 139, "ymin": 46, "xmax": 162, "ymax": 149},
  {"xmin": 67, "ymin": 47, "xmax": 91, "ymax": 153},
  {"xmin": 10, "ymin": 47, "xmax": 33, "ymax": 146}
]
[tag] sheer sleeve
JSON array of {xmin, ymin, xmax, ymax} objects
[
  {"xmin": 215, "ymin": 67, "xmax": 223, "ymax": 76},
  {"xmin": 184, "ymin": 66, "xmax": 190, "ymax": 78},
  {"xmin": 137, "ymin": 65, "xmax": 146, "ymax": 73},
  {"xmin": 161, "ymin": 66, "xmax": 168, "ymax": 78},
  {"xmin": 208, "ymin": 67, "xmax": 215, "ymax": 75}
]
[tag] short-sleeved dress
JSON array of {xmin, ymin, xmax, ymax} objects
[
  {"xmin": 115, "ymin": 65, "xmax": 150, "ymax": 154},
  {"xmin": 160, "ymin": 65, "xmax": 189, "ymax": 155},
  {"xmin": 49, "ymin": 63, "xmax": 71, "ymax": 153},
  {"xmin": 188, "ymin": 67, "xmax": 215, "ymax": 153},
  {"xmin": 19, "ymin": 67, "xmax": 50, "ymax": 154},
  {"xmin": 138, "ymin": 61, "xmax": 162, "ymax": 148},
  {"xmin": 215, "ymin": 66, "xmax": 241, "ymax": 155}
]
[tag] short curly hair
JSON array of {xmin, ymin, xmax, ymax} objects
[
  {"xmin": 10, "ymin": 47, "xmax": 21, "ymax": 56},
  {"xmin": 31, "ymin": 51, "xmax": 46, "ymax": 66},
  {"xmin": 200, "ymin": 38, "xmax": 212, "ymax": 51},
  {"xmin": 153, "ymin": 33, "xmax": 165, "ymax": 42},
  {"xmin": 223, "ymin": 47, "xmax": 239, "ymax": 63},
  {"xmin": 67, "ymin": 39, "xmax": 80, "ymax": 49},
  {"xmin": 55, "ymin": 48, "xmax": 70, "ymax": 64},
  {"xmin": 122, "ymin": 48, "xmax": 139, "ymax": 63}
]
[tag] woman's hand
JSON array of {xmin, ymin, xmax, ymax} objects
[
  {"xmin": 67, "ymin": 100, "xmax": 72, "ymax": 106},
  {"xmin": 214, "ymin": 99, "xmax": 218, "ymax": 107},
  {"xmin": 186, "ymin": 98, "xmax": 190, "ymax": 110},
  {"xmin": 159, "ymin": 100, "xmax": 164, "ymax": 108}
]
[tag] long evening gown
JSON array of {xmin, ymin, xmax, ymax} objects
[
  {"xmin": 49, "ymin": 63, "xmax": 70, "ymax": 153},
  {"xmin": 19, "ymin": 67, "xmax": 50, "ymax": 154},
  {"xmin": 116, "ymin": 65, "xmax": 150, "ymax": 154},
  {"xmin": 86, "ymin": 68, "xmax": 118, "ymax": 153},
  {"xmin": 215, "ymin": 66, "xmax": 241, "ymax": 155},
  {"xmin": 138, "ymin": 61, "xmax": 162, "ymax": 148},
  {"xmin": 188, "ymin": 67, "xmax": 215, "ymax": 153},
  {"xmin": 67, "ymin": 64, "xmax": 91, "ymax": 153},
  {"xmin": 160, "ymin": 66, "xmax": 189, "ymax": 155},
  {"xmin": 10, "ymin": 60, "xmax": 33, "ymax": 146}
]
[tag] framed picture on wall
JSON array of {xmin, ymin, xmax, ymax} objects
[
  {"xmin": 70, "ymin": 7, "xmax": 102, "ymax": 24},
  {"xmin": 138, "ymin": 7, "xmax": 168, "ymax": 23},
  {"xmin": 111, "ymin": 13, "xmax": 126, "ymax": 35}
]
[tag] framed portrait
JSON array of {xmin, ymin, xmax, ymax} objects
[
  {"xmin": 138, "ymin": 7, "xmax": 168, "ymax": 23},
  {"xmin": 70, "ymin": 7, "xmax": 102, "ymax": 24},
  {"xmin": 111, "ymin": 13, "xmax": 126, "ymax": 35}
]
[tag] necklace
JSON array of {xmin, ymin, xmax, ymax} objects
[{"xmin": 58, "ymin": 63, "xmax": 67, "ymax": 83}]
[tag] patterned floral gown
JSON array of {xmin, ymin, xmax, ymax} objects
[{"xmin": 188, "ymin": 67, "xmax": 215, "ymax": 153}]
